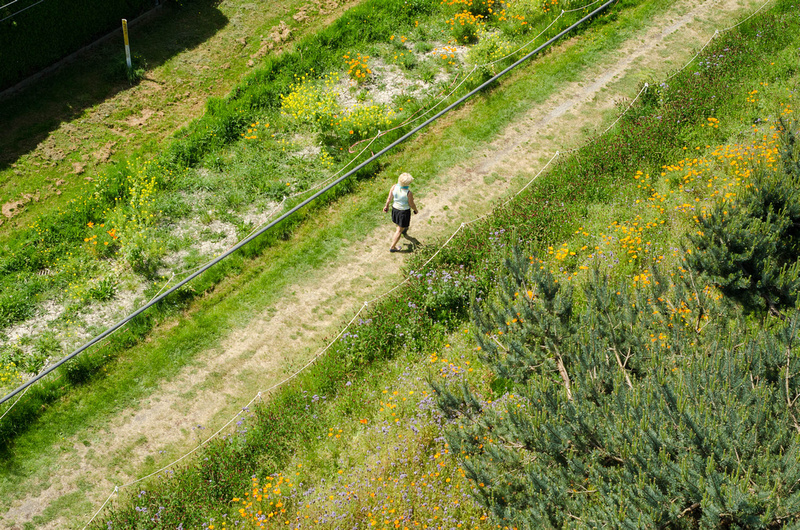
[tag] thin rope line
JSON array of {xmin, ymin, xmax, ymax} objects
[
  {"xmin": 0, "ymin": 0, "xmax": 22, "ymax": 11},
  {"xmin": 364, "ymin": 278, "xmax": 411, "ymax": 305},
  {"xmin": 564, "ymin": 0, "xmax": 605, "ymax": 12},
  {"xmin": 504, "ymin": 150, "xmax": 561, "ymax": 203},
  {"xmin": 345, "ymin": 0, "xmax": 584, "ymax": 153},
  {"xmin": 235, "ymin": 133, "xmax": 382, "ymax": 243},
  {"xmin": 0, "ymin": 378, "xmax": 33, "ymax": 421},
  {"xmin": 296, "ymin": 134, "xmax": 381, "ymax": 195},
  {"xmin": 419, "ymin": 225, "xmax": 466, "ymax": 270},
  {"xmin": 346, "ymin": 67, "xmax": 479, "ymax": 153},
  {"xmin": 564, "ymin": 82, "xmax": 649, "ymax": 153},
  {"xmin": 81, "ymin": 298, "xmax": 374, "ymax": 528},
  {"xmin": 0, "ymin": 0, "xmax": 45, "ymax": 22},
  {"xmin": 482, "ymin": 12, "xmax": 565, "ymax": 67},
  {"xmin": 384, "ymin": 0, "xmax": 569, "ymax": 120},
  {"xmin": 121, "ymin": 391, "xmax": 264, "ymax": 489},
  {"xmin": 148, "ymin": 273, "xmax": 177, "ymax": 301},
  {"xmin": 83, "ymin": 487, "xmax": 118, "ymax": 529},
  {"xmin": 665, "ymin": 30, "xmax": 718, "ymax": 81},
  {"xmin": 721, "ymin": 0, "xmax": 773, "ymax": 31}
]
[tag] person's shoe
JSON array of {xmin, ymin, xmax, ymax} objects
[{"xmin": 389, "ymin": 247, "xmax": 400, "ymax": 253}]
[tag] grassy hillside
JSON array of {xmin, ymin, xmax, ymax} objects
[
  {"xmin": 88, "ymin": 0, "xmax": 800, "ymax": 527},
  {"xmin": 1, "ymin": 0, "xmax": 708, "ymax": 525},
  {"xmin": 0, "ymin": 0, "xmax": 652, "ymax": 444}
]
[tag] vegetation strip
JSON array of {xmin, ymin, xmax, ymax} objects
[
  {"xmin": 87, "ymin": 0, "xmax": 800, "ymax": 527},
  {"xmin": 0, "ymin": 0, "xmax": 618, "ymax": 409}
]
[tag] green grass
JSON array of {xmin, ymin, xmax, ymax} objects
[
  {"xmin": 78, "ymin": 0, "xmax": 800, "ymax": 527},
  {"xmin": 0, "ymin": 0, "xmax": 605, "ymax": 373},
  {"xmin": 0, "ymin": 0, "xmax": 670, "ymax": 439},
  {"xmin": 0, "ymin": 0, "xmax": 684, "ymax": 521},
  {"xmin": 1, "ymin": 0, "xmax": 791, "ymax": 526}
]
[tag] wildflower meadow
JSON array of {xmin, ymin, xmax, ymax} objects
[
  {"xmin": 0, "ymin": 0, "xmax": 645, "ymax": 447},
  {"xmin": 88, "ymin": 0, "xmax": 800, "ymax": 527}
]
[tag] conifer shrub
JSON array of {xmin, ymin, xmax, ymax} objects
[
  {"xmin": 434, "ymin": 247, "xmax": 800, "ymax": 528},
  {"xmin": 686, "ymin": 121, "xmax": 800, "ymax": 317}
]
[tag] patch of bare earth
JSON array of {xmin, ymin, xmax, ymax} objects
[{"xmin": 0, "ymin": 0, "xmax": 764, "ymax": 527}]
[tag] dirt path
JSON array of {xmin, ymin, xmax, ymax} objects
[{"xmin": 1, "ymin": 0, "xmax": 763, "ymax": 527}]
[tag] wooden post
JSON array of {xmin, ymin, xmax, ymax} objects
[{"xmin": 122, "ymin": 19, "xmax": 132, "ymax": 69}]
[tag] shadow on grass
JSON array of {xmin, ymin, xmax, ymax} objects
[{"xmin": 0, "ymin": 0, "xmax": 228, "ymax": 171}]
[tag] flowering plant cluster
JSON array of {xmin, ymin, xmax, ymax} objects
[{"xmin": 343, "ymin": 53, "xmax": 372, "ymax": 84}]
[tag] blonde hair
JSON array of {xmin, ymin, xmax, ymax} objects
[{"xmin": 398, "ymin": 172, "xmax": 414, "ymax": 186}]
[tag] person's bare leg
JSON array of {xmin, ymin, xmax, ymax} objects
[{"xmin": 391, "ymin": 226, "xmax": 404, "ymax": 250}]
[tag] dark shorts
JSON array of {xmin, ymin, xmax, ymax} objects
[{"xmin": 392, "ymin": 207, "xmax": 411, "ymax": 228}]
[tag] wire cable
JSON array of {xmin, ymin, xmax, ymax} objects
[
  {"xmin": 564, "ymin": 0, "xmax": 606, "ymax": 12},
  {"xmin": 664, "ymin": 30, "xmax": 718, "ymax": 81},
  {"xmin": 0, "ymin": 0, "xmax": 22, "ymax": 12},
  {"xmin": 0, "ymin": 0, "xmax": 46, "ymax": 23},
  {"xmin": 2, "ymin": 0, "xmax": 619, "ymax": 408},
  {"xmin": 563, "ymin": 82, "xmax": 649, "ymax": 153},
  {"xmin": 347, "ymin": 5, "xmax": 567, "ymax": 153}
]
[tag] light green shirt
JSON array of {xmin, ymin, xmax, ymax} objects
[{"xmin": 392, "ymin": 185, "xmax": 410, "ymax": 210}]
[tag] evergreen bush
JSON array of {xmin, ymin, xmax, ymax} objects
[
  {"xmin": 686, "ymin": 121, "xmax": 800, "ymax": 317},
  {"xmin": 434, "ymin": 248, "xmax": 800, "ymax": 528}
]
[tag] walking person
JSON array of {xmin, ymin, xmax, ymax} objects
[{"xmin": 383, "ymin": 172, "xmax": 418, "ymax": 253}]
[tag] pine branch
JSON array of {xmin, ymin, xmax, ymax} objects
[
  {"xmin": 550, "ymin": 341, "xmax": 573, "ymax": 401},
  {"xmin": 786, "ymin": 342, "xmax": 800, "ymax": 434},
  {"xmin": 686, "ymin": 266, "xmax": 706, "ymax": 333},
  {"xmin": 610, "ymin": 345, "xmax": 633, "ymax": 389},
  {"xmin": 678, "ymin": 502, "xmax": 701, "ymax": 519},
  {"xmin": 491, "ymin": 335, "xmax": 508, "ymax": 352}
]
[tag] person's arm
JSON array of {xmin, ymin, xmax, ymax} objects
[
  {"xmin": 383, "ymin": 185, "xmax": 395, "ymax": 212},
  {"xmin": 408, "ymin": 191, "xmax": 418, "ymax": 214}
]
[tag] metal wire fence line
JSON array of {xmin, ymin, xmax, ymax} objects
[{"xmin": 0, "ymin": 0, "xmax": 619, "ymax": 408}]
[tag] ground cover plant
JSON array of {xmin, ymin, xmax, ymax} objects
[
  {"xmin": 0, "ymin": 0, "xmax": 641, "ymax": 444},
  {"xmin": 436, "ymin": 248, "xmax": 800, "ymax": 527},
  {"xmin": 89, "ymin": 1, "xmax": 800, "ymax": 527}
]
